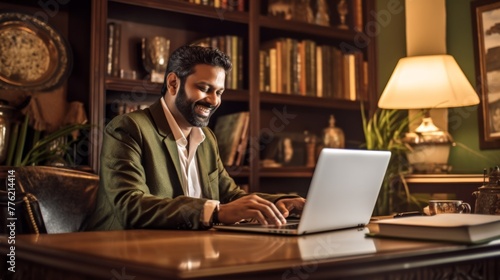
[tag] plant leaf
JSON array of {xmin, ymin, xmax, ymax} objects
[
  {"xmin": 13, "ymin": 115, "xmax": 29, "ymax": 166},
  {"xmin": 20, "ymin": 123, "xmax": 90, "ymax": 166}
]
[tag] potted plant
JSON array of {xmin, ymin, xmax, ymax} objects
[
  {"xmin": 5, "ymin": 114, "xmax": 90, "ymax": 167},
  {"xmin": 361, "ymin": 106, "xmax": 424, "ymax": 215}
]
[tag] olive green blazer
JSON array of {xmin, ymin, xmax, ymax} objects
[{"xmin": 86, "ymin": 99, "xmax": 293, "ymax": 231}]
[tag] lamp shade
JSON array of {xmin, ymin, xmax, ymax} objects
[{"xmin": 378, "ymin": 55, "xmax": 480, "ymax": 109}]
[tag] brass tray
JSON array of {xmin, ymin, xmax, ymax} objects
[{"xmin": 0, "ymin": 12, "xmax": 72, "ymax": 91}]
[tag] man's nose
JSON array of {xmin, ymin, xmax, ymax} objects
[{"xmin": 206, "ymin": 92, "xmax": 219, "ymax": 106}]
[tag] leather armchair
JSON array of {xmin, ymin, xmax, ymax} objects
[{"xmin": 1, "ymin": 166, "xmax": 99, "ymax": 234}]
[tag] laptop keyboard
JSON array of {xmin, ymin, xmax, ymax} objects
[
  {"xmin": 279, "ymin": 223, "xmax": 299, "ymax": 229},
  {"xmin": 261, "ymin": 223, "xmax": 299, "ymax": 229}
]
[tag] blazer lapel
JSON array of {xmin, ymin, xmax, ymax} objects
[
  {"xmin": 196, "ymin": 141, "xmax": 215, "ymax": 199},
  {"xmin": 149, "ymin": 99, "xmax": 186, "ymax": 194}
]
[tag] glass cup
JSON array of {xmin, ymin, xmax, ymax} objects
[{"xmin": 428, "ymin": 200, "xmax": 471, "ymax": 215}]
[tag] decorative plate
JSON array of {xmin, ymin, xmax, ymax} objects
[{"xmin": 0, "ymin": 12, "xmax": 72, "ymax": 92}]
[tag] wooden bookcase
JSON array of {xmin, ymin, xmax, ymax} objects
[{"xmin": 1, "ymin": 0, "xmax": 378, "ymax": 195}]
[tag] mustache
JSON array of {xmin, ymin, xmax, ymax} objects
[{"xmin": 195, "ymin": 101, "xmax": 217, "ymax": 110}]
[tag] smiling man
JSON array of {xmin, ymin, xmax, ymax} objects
[{"xmin": 86, "ymin": 45, "xmax": 305, "ymax": 231}]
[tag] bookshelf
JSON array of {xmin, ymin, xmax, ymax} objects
[{"xmin": 0, "ymin": 0, "xmax": 378, "ymax": 194}]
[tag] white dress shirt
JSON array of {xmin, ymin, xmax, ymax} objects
[{"xmin": 160, "ymin": 97, "xmax": 219, "ymax": 226}]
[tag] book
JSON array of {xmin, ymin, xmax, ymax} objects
[
  {"xmin": 268, "ymin": 48, "xmax": 277, "ymax": 93},
  {"xmin": 259, "ymin": 50, "xmax": 266, "ymax": 92},
  {"xmin": 297, "ymin": 41, "xmax": 305, "ymax": 95},
  {"xmin": 331, "ymin": 46, "xmax": 343, "ymax": 99},
  {"xmin": 111, "ymin": 22, "xmax": 121, "ymax": 77},
  {"xmin": 213, "ymin": 112, "xmax": 249, "ymax": 166},
  {"xmin": 346, "ymin": 53, "xmax": 356, "ymax": 101},
  {"xmin": 352, "ymin": 0, "xmax": 364, "ymax": 31},
  {"xmin": 372, "ymin": 214, "xmax": 500, "ymax": 244},
  {"xmin": 106, "ymin": 22, "xmax": 115, "ymax": 76},
  {"xmin": 234, "ymin": 112, "xmax": 250, "ymax": 166},
  {"xmin": 106, "ymin": 22, "xmax": 121, "ymax": 77},
  {"xmin": 316, "ymin": 45, "xmax": 323, "ymax": 98}
]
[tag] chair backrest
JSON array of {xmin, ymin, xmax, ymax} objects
[{"xmin": 14, "ymin": 166, "xmax": 99, "ymax": 234}]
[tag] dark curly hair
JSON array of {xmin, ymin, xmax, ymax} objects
[{"xmin": 161, "ymin": 45, "xmax": 232, "ymax": 95}]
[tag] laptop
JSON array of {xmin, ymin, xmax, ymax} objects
[{"xmin": 214, "ymin": 148, "xmax": 391, "ymax": 235}]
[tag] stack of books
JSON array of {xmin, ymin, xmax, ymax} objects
[{"xmin": 259, "ymin": 38, "xmax": 367, "ymax": 101}]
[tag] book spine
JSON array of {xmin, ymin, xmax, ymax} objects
[
  {"xmin": 112, "ymin": 22, "xmax": 121, "ymax": 77},
  {"xmin": 291, "ymin": 39, "xmax": 299, "ymax": 95},
  {"xmin": 238, "ymin": 36, "xmax": 243, "ymax": 89},
  {"xmin": 232, "ymin": 35, "xmax": 238, "ymax": 89},
  {"xmin": 225, "ymin": 35, "xmax": 232, "ymax": 89},
  {"xmin": 316, "ymin": 45, "xmax": 323, "ymax": 98},
  {"xmin": 354, "ymin": 52, "xmax": 367, "ymax": 101},
  {"xmin": 264, "ymin": 51, "xmax": 270, "ymax": 92},
  {"xmin": 332, "ymin": 47, "xmax": 342, "ymax": 99},
  {"xmin": 269, "ymin": 48, "xmax": 277, "ymax": 93},
  {"xmin": 111, "ymin": 23, "xmax": 121, "ymax": 77},
  {"xmin": 309, "ymin": 40, "xmax": 316, "ymax": 97},
  {"xmin": 362, "ymin": 60, "xmax": 369, "ymax": 100},
  {"xmin": 347, "ymin": 53, "xmax": 356, "ymax": 101},
  {"xmin": 305, "ymin": 41, "xmax": 311, "ymax": 96},
  {"xmin": 106, "ymin": 22, "xmax": 115, "ymax": 76},
  {"xmin": 352, "ymin": 0, "xmax": 364, "ymax": 32},
  {"xmin": 259, "ymin": 50, "xmax": 265, "ymax": 92},
  {"xmin": 299, "ymin": 41, "xmax": 306, "ymax": 96},
  {"xmin": 238, "ymin": 0, "xmax": 245, "ymax": 12},
  {"xmin": 276, "ymin": 40, "xmax": 282, "ymax": 94},
  {"xmin": 323, "ymin": 45, "xmax": 331, "ymax": 98},
  {"xmin": 284, "ymin": 38, "xmax": 291, "ymax": 94}
]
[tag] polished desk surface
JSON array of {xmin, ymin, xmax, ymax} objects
[{"xmin": 2, "ymin": 224, "xmax": 500, "ymax": 279}]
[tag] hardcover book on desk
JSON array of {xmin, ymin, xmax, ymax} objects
[{"xmin": 372, "ymin": 214, "xmax": 500, "ymax": 244}]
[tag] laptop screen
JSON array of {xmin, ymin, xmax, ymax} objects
[{"xmin": 297, "ymin": 148, "xmax": 391, "ymax": 234}]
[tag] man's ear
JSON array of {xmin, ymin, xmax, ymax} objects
[{"xmin": 166, "ymin": 73, "xmax": 179, "ymax": 95}]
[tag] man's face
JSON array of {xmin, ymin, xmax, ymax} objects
[{"xmin": 174, "ymin": 64, "xmax": 225, "ymax": 127}]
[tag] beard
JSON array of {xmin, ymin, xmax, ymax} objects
[{"xmin": 175, "ymin": 84, "xmax": 218, "ymax": 127}]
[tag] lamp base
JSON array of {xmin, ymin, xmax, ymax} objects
[
  {"xmin": 404, "ymin": 130, "xmax": 454, "ymax": 174},
  {"xmin": 408, "ymin": 162, "xmax": 452, "ymax": 174}
]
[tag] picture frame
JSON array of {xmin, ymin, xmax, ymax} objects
[{"xmin": 471, "ymin": 0, "xmax": 500, "ymax": 149}]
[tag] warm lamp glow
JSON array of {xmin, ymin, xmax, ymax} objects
[
  {"xmin": 378, "ymin": 54, "xmax": 479, "ymax": 109},
  {"xmin": 378, "ymin": 54, "xmax": 480, "ymax": 174}
]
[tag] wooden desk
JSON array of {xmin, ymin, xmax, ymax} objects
[{"xmin": 2, "ymin": 225, "xmax": 500, "ymax": 280}]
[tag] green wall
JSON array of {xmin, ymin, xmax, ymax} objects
[{"xmin": 376, "ymin": 0, "xmax": 500, "ymax": 173}]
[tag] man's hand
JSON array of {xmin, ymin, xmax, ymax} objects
[
  {"xmin": 217, "ymin": 194, "xmax": 287, "ymax": 226},
  {"xmin": 275, "ymin": 197, "xmax": 306, "ymax": 218}
]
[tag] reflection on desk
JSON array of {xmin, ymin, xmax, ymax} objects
[
  {"xmin": 298, "ymin": 227, "xmax": 376, "ymax": 260},
  {"xmin": 1, "ymin": 226, "xmax": 500, "ymax": 280}
]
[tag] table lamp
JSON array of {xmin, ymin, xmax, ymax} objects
[{"xmin": 378, "ymin": 54, "xmax": 480, "ymax": 173}]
